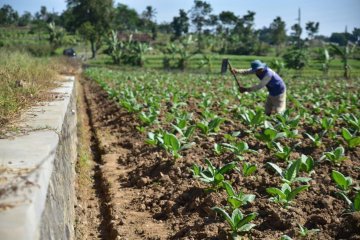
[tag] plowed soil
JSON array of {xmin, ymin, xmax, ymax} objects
[{"xmin": 76, "ymin": 77, "xmax": 360, "ymax": 240}]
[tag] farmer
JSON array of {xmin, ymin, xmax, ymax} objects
[{"xmin": 231, "ymin": 60, "xmax": 286, "ymax": 116}]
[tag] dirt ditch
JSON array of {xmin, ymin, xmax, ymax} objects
[{"xmin": 75, "ymin": 77, "xmax": 360, "ymax": 240}]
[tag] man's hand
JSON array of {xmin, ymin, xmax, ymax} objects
[
  {"xmin": 239, "ymin": 87, "xmax": 248, "ymax": 93},
  {"xmin": 230, "ymin": 67, "xmax": 238, "ymax": 75}
]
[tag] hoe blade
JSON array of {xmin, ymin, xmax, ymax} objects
[{"xmin": 221, "ymin": 59, "xmax": 229, "ymax": 75}]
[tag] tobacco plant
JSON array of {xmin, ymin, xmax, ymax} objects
[
  {"xmin": 223, "ymin": 181, "xmax": 256, "ymax": 208},
  {"xmin": 191, "ymin": 159, "xmax": 237, "ymax": 190},
  {"xmin": 337, "ymin": 191, "xmax": 360, "ymax": 212},
  {"xmin": 242, "ymin": 162, "xmax": 257, "ymax": 177},
  {"xmin": 331, "ymin": 170, "xmax": 353, "ymax": 192},
  {"xmin": 221, "ymin": 141, "xmax": 256, "ymax": 160},
  {"xmin": 321, "ymin": 146, "xmax": 347, "ymax": 165},
  {"xmin": 304, "ymin": 132, "xmax": 322, "ymax": 148},
  {"xmin": 298, "ymin": 224, "xmax": 320, "ymax": 238},
  {"xmin": 341, "ymin": 128, "xmax": 360, "ymax": 149},
  {"xmin": 266, "ymin": 183, "xmax": 309, "ymax": 207},
  {"xmin": 212, "ymin": 207, "xmax": 257, "ymax": 239},
  {"xmin": 267, "ymin": 160, "xmax": 312, "ymax": 184},
  {"xmin": 196, "ymin": 117, "xmax": 225, "ymax": 135},
  {"xmin": 255, "ymin": 127, "xmax": 286, "ymax": 149}
]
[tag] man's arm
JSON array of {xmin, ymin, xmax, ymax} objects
[
  {"xmin": 231, "ymin": 68, "xmax": 253, "ymax": 75},
  {"xmin": 248, "ymin": 72, "xmax": 272, "ymax": 92}
]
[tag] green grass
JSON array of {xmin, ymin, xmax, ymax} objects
[{"xmin": 0, "ymin": 49, "xmax": 59, "ymax": 127}]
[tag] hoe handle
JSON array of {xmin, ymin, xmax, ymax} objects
[{"xmin": 227, "ymin": 61, "xmax": 243, "ymax": 90}]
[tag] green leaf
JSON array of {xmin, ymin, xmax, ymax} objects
[
  {"xmin": 266, "ymin": 187, "xmax": 286, "ymax": 199},
  {"xmin": 332, "ymin": 170, "xmax": 347, "ymax": 189},
  {"xmin": 349, "ymin": 137, "xmax": 360, "ymax": 148},
  {"xmin": 354, "ymin": 192, "xmax": 360, "ymax": 211},
  {"xmin": 267, "ymin": 162, "xmax": 283, "ymax": 177},
  {"xmin": 219, "ymin": 162, "xmax": 237, "ymax": 175},
  {"xmin": 223, "ymin": 181, "xmax": 236, "ymax": 197},
  {"xmin": 237, "ymin": 223, "xmax": 256, "ymax": 232},
  {"xmin": 287, "ymin": 185, "xmax": 309, "ymax": 201},
  {"xmin": 237, "ymin": 212, "xmax": 257, "ymax": 229},
  {"xmin": 164, "ymin": 133, "xmax": 181, "ymax": 151},
  {"xmin": 342, "ymin": 128, "xmax": 353, "ymax": 141},
  {"xmin": 212, "ymin": 207, "xmax": 234, "ymax": 230}
]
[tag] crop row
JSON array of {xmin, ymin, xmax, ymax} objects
[{"xmin": 85, "ymin": 67, "xmax": 359, "ymax": 239}]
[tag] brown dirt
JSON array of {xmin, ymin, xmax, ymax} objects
[{"xmin": 76, "ymin": 77, "xmax": 360, "ymax": 240}]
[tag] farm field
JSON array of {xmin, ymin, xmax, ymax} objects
[{"xmin": 78, "ymin": 66, "xmax": 360, "ymax": 239}]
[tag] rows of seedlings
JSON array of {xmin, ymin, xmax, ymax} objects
[{"xmin": 85, "ymin": 67, "xmax": 359, "ymax": 239}]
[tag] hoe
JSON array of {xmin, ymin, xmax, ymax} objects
[{"xmin": 221, "ymin": 58, "xmax": 243, "ymax": 92}]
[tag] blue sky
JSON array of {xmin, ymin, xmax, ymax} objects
[{"xmin": 1, "ymin": 0, "xmax": 359, "ymax": 36}]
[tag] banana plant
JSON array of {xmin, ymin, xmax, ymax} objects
[
  {"xmin": 341, "ymin": 128, "xmax": 360, "ymax": 149},
  {"xmin": 266, "ymin": 183, "xmax": 309, "ymax": 207},
  {"xmin": 331, "ymin": 170, "xmax": 353, "ymax": 193},
  {"xmin": 191, "ymin": 159, "xmax": 237, "ymax": 190},
  {"xmin": 212, "ymin": 207, "xmax": 257, "ymax": 239},
  {"xmin": 330, "ymin": 42, "xmax": 356, "ymax": 79},
  {"xmin": 223, "ymin": 181, "xmax": 256, "ymax": 209},
  {"xmin": 267, "ymin": 160, "xmax": 312, "ymax": 184}
]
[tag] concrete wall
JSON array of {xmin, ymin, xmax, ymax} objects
[{"xmin": 0, "ymin": 76, "xmax": 77, "ymax": 240}]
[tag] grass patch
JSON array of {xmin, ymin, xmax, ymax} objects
[{"xmin": 0, "ymin": 49, "xmax": 59, "ymax": 127}]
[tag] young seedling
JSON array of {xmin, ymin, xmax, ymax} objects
[
  {"xmin": 274, "ymin": 142, "xmax": 299, "ymax": 162},
  {"xmin": 212, "ymin": 207, "xmax": 257, "ymax": 239},
  {"xmin": 266, "ymin": 183, "xmax": 309, "ymax": 207},
  {"xmin": 342, "ymin": 113, "xmax": 360, "ymax": 133},
  {"xmin": 298, "ymin": 154, "xmax": 315, "ymax": 174},
  {"xmin": 298, "ymin": 224, "xmax": 320, "ymax": 238},
  {"xmin": 337, "ymin": 191, "xmax": 360, "ymax": 212},
  {"xmin": 267, "ymin": 160, "xmax": 312, "ymax": 184},
  {"xmin": 304, "ymin": 132, "xmax": 322, "ymax": 148},
  {"xmin": 223, "ymin": 181, "xmax": 256, "ymax": 209},
  {"xmin": 242, "ymin": 162, "xmax": 257, "ymax": 177},
  {"xmin": 196, "ymin": 117, "xmax": 225, "ymax": 135},
  {"xmin": 321, "ymin": 146, "xmax": 347, "ymax": 165},
  {"xmin": 255, "ymin": 127, "xmax": 286, "ymax": 149},
  {"xmin": 191, "ymin": 159, "xmax": 237, "ymax": 190},
  {"xmin": 222, "ymin": 141, "xmax": 256, "ymax": 161},
  {"xmin": 239, "ymin": 108, "xmax": 266, "ymax": 131},
  {"xmin": 213, "ymin": 143, "xmax": 225, "ymax": 155},
  {"xmin": 331, "ymin": 170, "xmax": 353, "ymax": 192},
  {"xmin": 342, "ymin": 128, "xmax": 360, "ymax": 149}
]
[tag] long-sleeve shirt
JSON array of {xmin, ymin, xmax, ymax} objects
[{"xmin": 236, "ymin": 68, "xmax": 272, "ymax": 92}]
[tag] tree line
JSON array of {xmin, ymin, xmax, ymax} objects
[{"xmin": 0, "ymin": 0, "xmax": 359, "ymax": 75}]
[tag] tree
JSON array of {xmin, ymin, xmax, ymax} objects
[
  {"xmin": 269, "ymin": 16, "xmax": 286, "ymax": 56},
  {"xmin": 305, "ymin": 21, "xmax": 319, "ymax": 40},
  {"xmin": 66, "ymin": 0, "xmax": 114, "ymax": 58},
  {"xmin": 190, "ymin": 0, "xmax": 213, "ymax": 51},
  {"xmin": 291, "ymin": 23, "xmax": 302, "ymax": 47},
  {"xmin": 330, "ymin": 32, "xmax": 351, "ymax": 46},
  {"xmin": 171, "ymin": 9, "xmax": 189, "ymax": 39},
  {"xmin": 231, "ymin": 11, "xmax": 258, "ymax": 55},
  {"xmin": 0, "ymin": 4, "xmax": 19, "ymax": 25},
  {"xmin": 18, "ymin": 11, "xmax": 32, "ymax": 26},
  {"xmin": 113, "ymin": 3, "xmax": 140, "ymax": 32}
]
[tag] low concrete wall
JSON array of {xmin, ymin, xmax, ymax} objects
[{"xmin": 0, "ymin": 76, "xmax": 77, "ymax": 240}]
